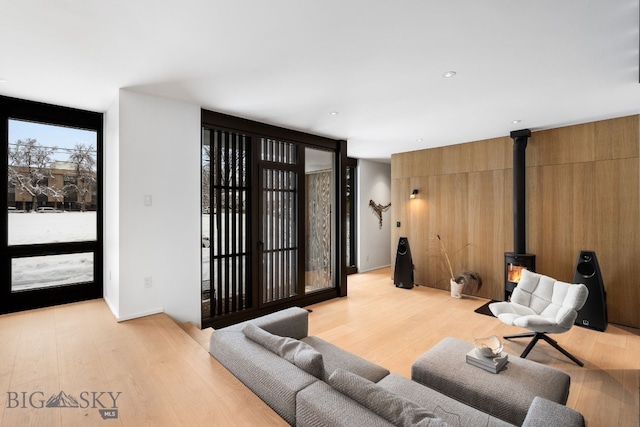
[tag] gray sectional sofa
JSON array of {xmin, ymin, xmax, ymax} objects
[{"xmin": 209, "ymin": 307, "xmax": 585, "ymax": 427}]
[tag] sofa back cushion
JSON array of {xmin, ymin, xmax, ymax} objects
[
  {"xmin": 242, "ymin": 323, "xmax": 325, "ymax": 380},
  {"xmin": 302, "ymin": 336, "xmax": 390, "ymax": 383},
  {"xmin": 328, "ymin": 369, "xmax": 449, "ymax": 427}
]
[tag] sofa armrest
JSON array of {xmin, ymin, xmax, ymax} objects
[
  {"xmin": 251, "ymin": 307, "xmax": 309, "ymax": 339},
  {"xmin": 210, "ymin": 329, "xmax": 317, "ymax": 425},
  {"xmin": 218, "ymin": 307, "xmax": 309, "ymax": 339},
  {"xmin": 522, "ymin": 397, "xmax": 585, "ymax": 427}
]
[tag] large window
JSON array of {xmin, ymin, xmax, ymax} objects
[
  {"xmin": 201, "ymin": 128, "xmax": 251, "ymax": 319},
  {"xmin": 1, "ymin": 96, "xmax": 103, "ymax": 314},
  {"xmin": 201, "ymin": 110, "xmax": 347, "ymax": 328}
]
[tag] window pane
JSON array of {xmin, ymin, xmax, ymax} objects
[
  {"xmin": 261, "ymin": 138, "xmax": 299, "ymax": 303},
  {"xmin": 11, "ymin": 253, "xmax": 94, "ymax": 291},
  {"xmin": 203, "ymin": 128, "xmax": 251, "ymax": 319},
  {"xmin": 202, "ymin": 131, "xmax": 211, "ymax": 314},
  {"xmin": 304, "ymin": 148, "xmax": 335, "ymax": 293},
  {"xmin": 7, "ymin": 119, "xmax": 97, "ymax": 245},
  {"xmin": 261, "ymin": 138, "xmax": 297, "ymax": 164}
]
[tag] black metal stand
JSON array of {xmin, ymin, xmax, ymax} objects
[{"xmin": 504, "ymin": 332, "xmax": 584, "ymax": 367}]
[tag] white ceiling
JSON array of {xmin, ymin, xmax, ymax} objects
[{"xmin": 1, "ymin": 1, "xmax": 638, "ymax": 161}]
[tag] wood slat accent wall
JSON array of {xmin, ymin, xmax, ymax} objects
[{"xmin": 391, "ymin": 115, "xmax": 640, "ymax": 328}]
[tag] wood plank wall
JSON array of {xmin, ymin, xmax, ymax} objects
[{"xmin": 391, "ymin": 115, "xmax": 640, "ymax": 328}]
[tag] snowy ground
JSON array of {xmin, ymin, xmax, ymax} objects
[
  {"xmin": 9, "ymin": 211, "xmax": 96, "ymax": 245},
  {"xmin": 201, "ymin": 213, "xmax": 248, "ymax": 294},
  {"xmin": 202, "ymin": 214, "xmax": 210, "ymax": 283},
  {"xmin": 9, "ymin": 211, "xmax": 96, "ymax": 291},
  {"xmin": 9, "ymin": 212, "xmax": 231, "ymax": 293}
]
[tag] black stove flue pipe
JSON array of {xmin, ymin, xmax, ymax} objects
[{"xmin": 510, "ymin": 129, "xmax": 531, "ymax": 255}]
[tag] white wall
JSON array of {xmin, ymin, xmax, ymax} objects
[
  {"xmin": 104, "ymin": 89, "xmax": 201, "ymax": 324},
  {"xmin": 357, "ymin": 159, "xmax": 392, "ymax": 272}
]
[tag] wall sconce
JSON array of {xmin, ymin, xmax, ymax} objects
[{"xmin": 410, "ymin": 189, "xmax": 419, "ymax": 199}]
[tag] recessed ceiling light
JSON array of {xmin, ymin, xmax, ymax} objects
[
  {"xmin": 416, "ymin": 138, "xmax": 424, "ymax": 142},
  {"xmin": 329, "ymin": 111, "xmax": 339, "ymax": 116},
  {"xmin": 0, "ymin": 78, "xmax": 8, "ymax": 83},
  {"xmin": 511, "ymin": 120, "xmax": 522, "ymax": 124},
  {"xmin": 442, "ymin": 71, "xmax": 457, "ymax": 78}
]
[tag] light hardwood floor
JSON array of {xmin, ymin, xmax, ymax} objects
[
  {"xmin": 0, "ymin": 298, "xmax": 287, "ymax": 427},
  {"xmin": 1, "ymin": 268, "xmax": 638, "ymax": 426},
  {"xmin": 307, "ymin": 268, "xmax": 640, "ymax": 427}
]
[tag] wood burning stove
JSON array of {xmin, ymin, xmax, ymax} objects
[
  {"xmin": 504, "ymin": 252, "xmax": 535, "ymax": 300},
  {"xmin": 504, "ymin": 129, "xmax": 536, "ymax": 300}
]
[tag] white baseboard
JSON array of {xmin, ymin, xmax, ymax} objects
[
  {"xmin": 116, "ymin": 307, "xmax": 164, "ymax": 322},
  {"xmin": 103, "ymin": 297, "xmax": 119, "ymax": 319},
  {"xmin": 358, "ymin": 264, "xmax": 391, "ymax": 273}
]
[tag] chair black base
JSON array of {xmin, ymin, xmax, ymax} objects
[{"xmin": 503, "ymin": 332, "xmax": 584, "ymax": 367}]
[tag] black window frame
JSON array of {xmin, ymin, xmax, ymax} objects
[
  {"xmin": 0, "ymin": 95, "xmax": 103, "ymax": 314},
  {"xmin": 201, "ymin": 109, "xmax": 347, "ymax": 328}
]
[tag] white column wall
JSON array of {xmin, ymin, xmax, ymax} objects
[{"xmin": 104, "ymin": 89, "xmax": 201, "ymax": 324}]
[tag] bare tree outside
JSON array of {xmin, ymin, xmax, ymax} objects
[
  {"xmin": 203, "ymin": 132, "xmax": 247, "ymax": 214},
  {"xmin": 8, "ymin": 138, "xmax": 61, "ymax": 211},
  {"xmin": 213, "ymin": 140, "xmax": 247, "ymax": 212},
  {"xmin": 64, "ymin": 143, "xmax": 96, "ymax": 212}
]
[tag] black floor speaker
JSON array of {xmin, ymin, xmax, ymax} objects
[
  {"xmin": 573, "ymin": 250, "xmax": 607, "ymax": 331},
  {"xmin": 394, "ymin": 237, "xmax": 414, "ymax": 289}
]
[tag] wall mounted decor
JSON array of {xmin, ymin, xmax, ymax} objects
[{"xmin": 369, "ymin": 200, "xmax": 391, "ymax": 229}]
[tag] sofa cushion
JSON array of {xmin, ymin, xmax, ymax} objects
[
  {"xmin": 302, "ymin": 336, "xmax": 390, "ymax": 382},
  {"xmin": 378, "ymin": 373, "xmax": 514, "ymax": 427},
  {"xmin": 410, "ymin": 337, "xmax": 570, "ymax": 426},
  {"xmin": 297, "ymin": 381, "xmax": 396, "ymax": 427},
  {"xmin": 328, "ymin": 369, "xmax": 448, "ymax": 427},
  {"xmin": 521, "ymin": 397, "xmax": 585, "ymax": 427},
  {"xmin": 242, "ymin": 323, "xmax": 325, "ymax": 379}
]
